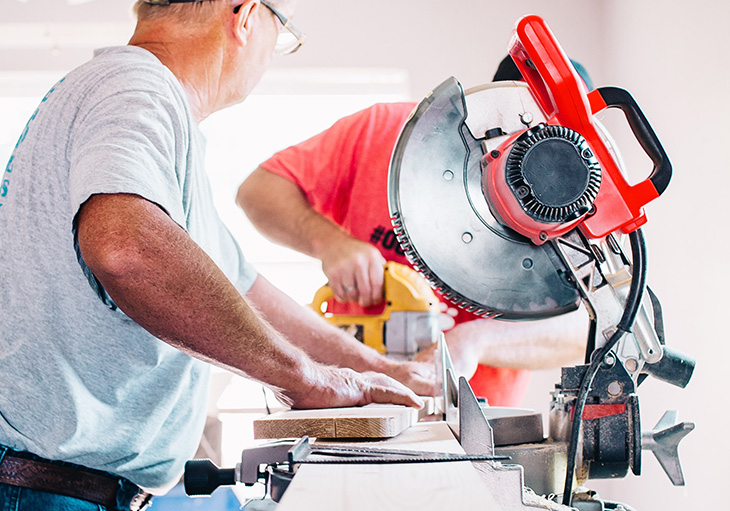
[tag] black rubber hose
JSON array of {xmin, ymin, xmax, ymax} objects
[{"xmin": 562, "ymin": 229, "xmax": 647, "ymax": 506}]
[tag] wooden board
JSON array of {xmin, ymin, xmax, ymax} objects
[
  {"xmin": 275, "ymin": 421, "xmax": 499, "ymax": 511},
  {"xmin": 253, "ymin": 403, "xmax": 419, "ymax": 439}
]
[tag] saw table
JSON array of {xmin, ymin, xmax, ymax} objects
[{"xmin": 275, "ymin": 420, "xmax": 499, "ymax": 511}]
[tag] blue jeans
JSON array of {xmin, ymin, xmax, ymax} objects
[
  {"xmin": 0, "ymin": 446, "xmax": 143, "ymax": 511},
  {"xmin": 0, "ymin": 483, "xmax": 104, "ymax": 511}
]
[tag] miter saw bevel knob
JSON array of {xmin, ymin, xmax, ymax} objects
[{"xmin": 642, "ymin": 411, "xmax": 694, "ymax": 486}]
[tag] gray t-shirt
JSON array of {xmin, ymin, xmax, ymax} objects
[{"xmin": 0, "ymin": 46, "xmax": 257, "ymax": 490}]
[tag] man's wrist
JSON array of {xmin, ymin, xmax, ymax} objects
[
  {"xmin": 343, "ymin": 334, "xmax": 392, "ymax": 374},
  {"xmin": 303, "ymin": 217, "xmax": 350, "ymax": 261},
  {"xmin": 363, "ymin": 351, "xmax": 394, "ymax": 375}
]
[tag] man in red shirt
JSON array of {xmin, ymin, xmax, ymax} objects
[{"xmin": 237, "ymin": 59, "xmax": 591, "ymax": 406}]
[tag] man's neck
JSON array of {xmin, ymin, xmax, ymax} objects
[{"xmin": 129, "ymin": 24, "xmax": 228, "ymax": 123}]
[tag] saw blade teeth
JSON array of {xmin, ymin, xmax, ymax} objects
[
  {"xmin": 389, "ymin": 211, "xmax": 506, "ymax": 318},
  {"xmin": 413, "ymin": 257, "xmax": 501, "ymax": 316}
]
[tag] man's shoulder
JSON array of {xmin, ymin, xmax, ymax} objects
[
  {"xmin": 71, "ymin": 46, "xmax": 183, "ymax": 103},
  {"xmin": 363, "ymin": 101, "xmax": 418, "ymax": 122},
  {"xmin": 326, "ymin": 102, "xmax": 416, "ymax": 143}
]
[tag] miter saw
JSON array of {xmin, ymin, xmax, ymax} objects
[
  {"xmin": 389, "ymin": 14, "xmax": 695, "ymax": 510},
  {"xmin": 183, "ymin": 15, "xmax": 695, "ymax": 511}
]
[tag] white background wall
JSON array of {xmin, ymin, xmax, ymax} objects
[{"xmin": 2, "ymin": 1, "xmax": 728, "ymax": 510}]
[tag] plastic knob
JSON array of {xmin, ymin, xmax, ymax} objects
[{"xmin": 184, "ymin": 459, "xmax": 236, "ymax": 496}]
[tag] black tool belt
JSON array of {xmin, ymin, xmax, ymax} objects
[{"xmin": 0, "ymin": 449, "xmax": 152, "ymax": 511}]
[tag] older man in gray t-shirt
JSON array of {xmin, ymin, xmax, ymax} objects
[
  {"xmin": 0, "ymin": 1, "xmax": 431, "ymax": 502},
  {"xmin": 0, "ymin": 44, "xmax": 257, "ymax": 490}
]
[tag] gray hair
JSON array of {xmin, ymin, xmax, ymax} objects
[{"xmin": 133, "ymin": 0, "xmax": 231, "ymax": 22}]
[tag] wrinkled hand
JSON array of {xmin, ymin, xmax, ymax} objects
[
  {"xmin": 321, "ymin": 238, "xmax": 386, "ymax": 307},
  {"xmin": 380, "ymin": 358, "xmax": 436, "ymax": 397},
  {"xmin": 286, "ymin": 366, "xmax": 424, "ymax": 410}
]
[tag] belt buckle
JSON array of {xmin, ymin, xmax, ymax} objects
[{"xmin": 129, "ymin": 491, "xmax": 153, "ymax": 511}]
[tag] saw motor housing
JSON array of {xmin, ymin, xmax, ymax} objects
[{"xmin": 484, "ymin": 15, "xmax": 672, "ymax": 245}]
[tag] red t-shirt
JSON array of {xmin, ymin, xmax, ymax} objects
[{"xmin": 259, "ymin": 102, "xmax": 530, "ymax": 406}]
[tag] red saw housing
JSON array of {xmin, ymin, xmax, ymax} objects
[{"xmin": 483, "ymin": 15, "xmax": 671, "ymax": 245}]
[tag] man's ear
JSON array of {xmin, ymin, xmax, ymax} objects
[{"xmin": 232, "ymin": 0, "xmax": 258, "ymax": 45}]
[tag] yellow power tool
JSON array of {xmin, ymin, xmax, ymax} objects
[{"xmin": 310, "ymin": 262, "xmax": 441, "ymax": 359}]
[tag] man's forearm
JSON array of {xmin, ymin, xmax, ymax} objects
[
  {"xmin": 445, "ymin": 308, "xmax": 590, "ymax": 371},
  {"xmin": 76, "ymin": 193, "xmax": 428, "ymax": 407},
  {"xmin": 245, "ymin": 275, "xmax": 390, "ymax": 372},
  {"xmin": 76, "ymin": 193, "xmax": 326, "ymax": 402},
  {"xmin": 238, "ymin": 168, "xmax": 388, "ymax": 306},
  {"xmin": 237, "ymin": 168, "xmax": 351, "ymax": 260}
]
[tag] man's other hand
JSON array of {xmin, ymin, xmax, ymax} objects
[
  {"xmin": 380, "ymin": 359, "xmax": 436, "ymax": 397},
  {"xmin": 321, "ymin": 238, "xmax": 386, "ymax": 307}
]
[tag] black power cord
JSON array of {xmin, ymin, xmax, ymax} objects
[{"xmin": 562, "ymin": 229, "xmax": 647, "ymax": 506}]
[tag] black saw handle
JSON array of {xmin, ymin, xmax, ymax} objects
[{"xmin": 596, "ymin": 86, "xmax": 672, "ymax": 196}]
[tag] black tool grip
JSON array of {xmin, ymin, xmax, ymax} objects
[
  {"xmin": 643, "ymin": 346, "xmax": 696, "ymax": 389},
  {"xmin": 184, "ymin": 459, "xmax": 236, "ymax": 496},
  {"xmin": 597, "ymin": 86, "xmax": 672, "ymax": 195}
]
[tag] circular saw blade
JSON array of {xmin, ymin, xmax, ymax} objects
[{"xmin": 388, "ymin": 77, "xmax": 580, "ymax": 320}]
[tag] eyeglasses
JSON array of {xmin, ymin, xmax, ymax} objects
[
  {"xmin": 259, "ymin": 0, "xmax": 306, "ymax": 55},
  {"xmin": 150, "ymin": 0, "xmax": 306, "ymax": 55}
]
